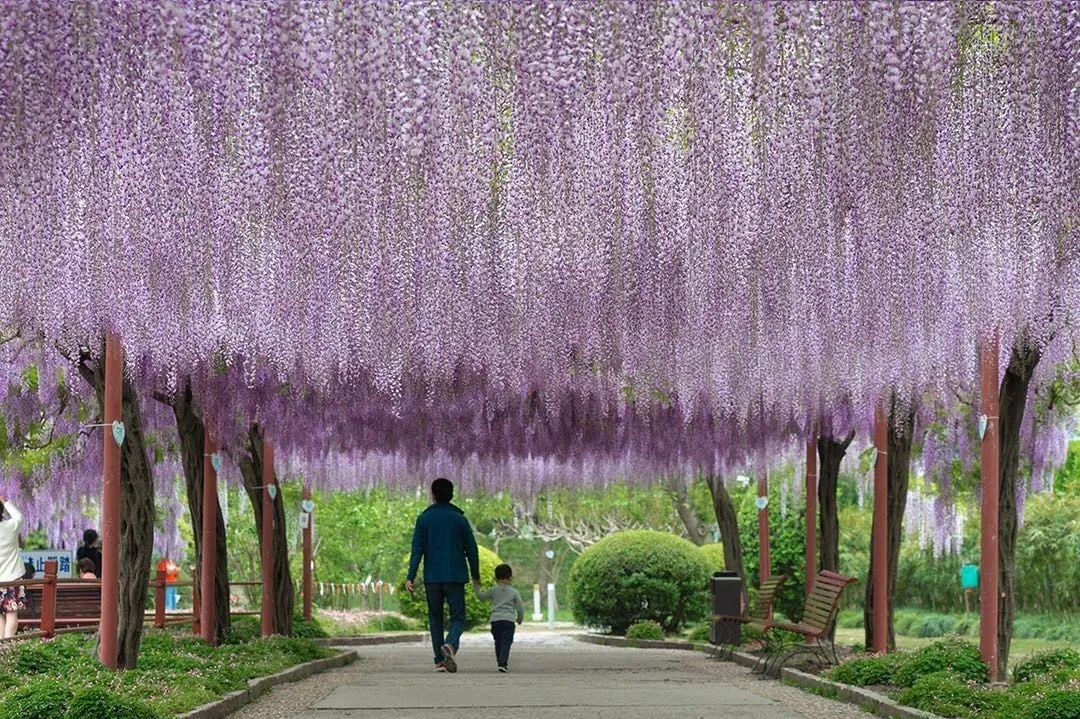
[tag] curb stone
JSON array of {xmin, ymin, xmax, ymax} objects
[
  {"xmin": 580, "ymin": 635, "xmax": 944, "ymax": 719},
  {"xmin": 177, "ymin": 650, "xmax": 358, "ymax": 719},
  {"xmin": 315, "ymin": 632, "xmax": 426, "ymax": 647}
]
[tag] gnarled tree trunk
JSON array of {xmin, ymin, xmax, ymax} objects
[
  {"xmin": 78, "ymin": 344, "xmax": 155, "ymax": 669},
  {"xmin": 668, "ymin": 476, "xmax": 710, "ymax": 546},
  {"xmin": 864, "ymin": 399, "xmax": 915, "ymax": 651},
  {"xmin": 705, "ymin": 475, "xmax": 748, "ymax": 606},
  {"xmin": 998, "ymin": 339, "xmax": 1040, "ymax": 679},
  {"xmin": 236, "ymin": 423, "xmax": 294, "ymax": 635},
  {"xmin": 818, "ymin": 431, "xmax": 854, "ymax": 640},
  {"xmin": 170, "ymin": 383, "xmax": 231, "ymax": 643}
]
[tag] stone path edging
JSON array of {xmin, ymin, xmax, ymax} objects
[
  {"xmin": 577, "ymin": 634, "xmax": 943, "ymax": 719},
  {"xmin": 177, "ymin": 650, "xmax": 358, "ymax": 719}
]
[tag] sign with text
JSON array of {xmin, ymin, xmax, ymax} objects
[{"xmin": 21, "ymin": 550, "xmax": 75, "ymax": 578}]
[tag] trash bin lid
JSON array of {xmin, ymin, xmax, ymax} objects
[{"xmin": 714, "ymin": 571, "xmax": 739, "ymax": 578}]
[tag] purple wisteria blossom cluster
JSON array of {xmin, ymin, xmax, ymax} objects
[{"xmin": 0, "ymin": 2, "xmax": 1075, "ymax": 517}]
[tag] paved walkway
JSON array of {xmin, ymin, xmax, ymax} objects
[{"xmin": 230, "ymin": 632, "xmax": 867, "ymax": 719}]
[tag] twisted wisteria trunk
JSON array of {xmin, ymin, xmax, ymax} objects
[
  {"xmin": 237, "ymin": 424, "xmax": 294, "ymax": 635},
  {"xmin": 169, "ymin": 383, "xmax": 231, "ymax": 643},
  {"xmin": 997, "ymin": 340, "xmax": 1041, "ymax": 679},
  {"xmin": 78, "ymin": 344, "xmax": 155, "ymax": 669},
  {"xmin": 818, "ymin": 432, "xmax": 854, "ymax": 639},
  {"xmin": 706, "ymin": 475, "xmax": 748, "ymax": 606},
  {"xmin": 864, "ymin": 400, "xmax": 915, "ymax": 651},
  {"xmin": 668, "ymin": 476, "xmax": 709, "ymax": 546}
]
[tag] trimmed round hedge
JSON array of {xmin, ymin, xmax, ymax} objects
[
  {"xmin": 568, "ymin": 530, "xmax": 711, "ymax": 635},
  {"xmin": 398, "ymin": 545, "xmax": 501, "ymax": 629},
  {"xmin": 698, "ymin": 543, "xmax": 726, "ymax": 573}
]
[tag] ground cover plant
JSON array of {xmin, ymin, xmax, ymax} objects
[
  {"xmin": 825, "ymin": 638, "xmax": 1080, "ymax": 719},
  {"xmin": 0, "ymin": 630, "xmax": 335, "ymax": 717}
]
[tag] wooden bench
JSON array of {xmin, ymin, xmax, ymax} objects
[
  {"xmin": 22, "ymin": 581, "xmax": 102, "ymax": 629},
  {"xmin": 761, "ymin": 569, "xmax": 856, "ymax": 675},
  {"xmin": 710, "ymin": 574, "xmax": 787, "ymax": 660}
]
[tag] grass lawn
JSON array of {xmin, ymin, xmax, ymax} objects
[{"xmin": 834, "ymin": 628, "xmax": 1078, "ymax": 668}]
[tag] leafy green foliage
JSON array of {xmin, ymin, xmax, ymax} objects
[
  {"xmin": 626, "ymin": 621, "xmax": 664, "ymax": 640},
  {"xmin": 895, "ymin": 672, "xmax": 1006, "ymax": 719},
  {"xmin": 686, "ymin": 624, "xmax": 711, "ymax": 642},
  {"xmin": 1013, "ymin": 649, "xmax": 1080, "ymax": 684},
  {"xmin": 0, "ymin": 678, "xmax": 73, "ymax": 719},
  {"xmin": 568, "ymin": 530, "xmax": 711, "ymax": 634},
  {"xmin": 827, "ymin": 653, "xmax": 907, "ymax": 686},
  {"xmin": 65, "ymin": 688, "xmax": 162, "ymax": 719},
  {"xmin": 397, "ymin": 545, "xmax": 501, "ymax": 629},
  {"xmin": 697, "ymin": 543, "xmax": 726, "ymax": 573},
  {"xmin": 1012, "ymin": 690, "xmax": 1080, "ymax": 719},
  {"xmin": 736, "ymin": 472, "xmax": 807, "ymax": 619},
  {"xmin": 892, "ymin": 637, "xmax": 988, "ymax": 687}
]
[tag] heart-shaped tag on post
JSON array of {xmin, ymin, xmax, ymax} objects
[
  {"xmin": 211, "ymin": 452, "xmax": 222, "ymax": 473},
  {"xmin": 111, "ymin": 420, "xmax": 125, "ymax": 447},
  {"xmin": 755, "ymin": 496, "xmax": 769, "ymax": 511},
  {"xmin": 978, "ymin": 414, "xmax": 988, "ymax": 440},
  {"xmin": 267, "ymin": 484, "xmax": 277, "ymax": 500},
  {"xmin": 301, "ymin": 499, "xmax": 315, "ymax": 514}
]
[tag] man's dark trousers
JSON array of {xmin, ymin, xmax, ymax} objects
[
  {"xmin": 426, "ymin": 583, "xmax": 466, "ymax": 664},
  {"xmin": 491, "ymin": 620, "xmax": 515, "ymax": 668}
]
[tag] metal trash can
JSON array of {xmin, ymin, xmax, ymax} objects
[{"xmin": 710, "ymin": 571, "xmax": 742, "ymax": 645}]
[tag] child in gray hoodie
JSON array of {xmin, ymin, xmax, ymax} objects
[{"xmin": 474, "ymin": 564, "xmax": 525, "ymax": 672}]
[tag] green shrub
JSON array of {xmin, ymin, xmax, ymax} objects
[
  {"xmin": 625, "ymin": 621, "xmax": 664, "ymax": 640},
  {"xmin": 828, "ymin": 653, "xmax": 908, "ymax": 687},
  {"xmin": 397, "ymin": 545, "xmax": 502, "ymax": 629},
  {"xmin": 568, "ymin": 530, "xmax": 711, "ymax": 635},
  {"xmin": 292, "ymin": 613, "xmax": 331, "ymax": 639},
  {"xmin": 698, "ymin": 544, "xmax": 726, "ymax": 573},
  {"xmin": 378, "ymin": 614, "xmax": 416, "ymax": 632},
  {"xmin": 0, "ymin": 678, "xmax": 73, "ymax": 719},
  {"xmin": 1013, "ymin": 690, "xmax": 1080, "ymax": 719},
  {"xmin": 835, "ymin": 609, "xmax": 863, "ymax": 629},
  {"xmin": 892, "ymin": 637, "xmax": 988, "ymax": 687},
  {"xmin": 686, "ymin": 624, "xmax": 711, "ymax": 642},
  {"xmin": 1013, "ymin": 649, "xmax": 1080, "ymax": 684},
  {"xmin": 65, "ymin": 688, "xmax": 161, "ymax": 719},
  {"xmin": 895, "ymin": 672, "xmax": 1003, "ymax": 718}
]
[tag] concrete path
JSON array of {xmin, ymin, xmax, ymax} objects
[{"xmin": 229, "ymin": 631, "xmax": 868, "ymax": 719}]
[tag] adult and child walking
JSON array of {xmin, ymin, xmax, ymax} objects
[{"xmin": 407, "ymin": 478, "xmax": 525, "ymax": 674}]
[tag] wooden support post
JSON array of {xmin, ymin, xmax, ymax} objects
[
  {"xmin": 41, "ymin": 560, "xmax": 58, "ymax": 639},
  {"xmin": 302, "ymin": 484, "xmax": 313, "ymax": 622},
  {"xmin": 805, "ymin": 439, "xmax": 818, "ymax": 596},
  {"xmin": 872, "ymin": 407, "xmax": 889, "ymax": 654},
  {"xmin": 100, "ymin": 333, "xmax": 123, "ymax": 669},
  {"xmin": 261, "ymin": 440, "xmax": 276, "ymax": 638},
  {"xmin": 154, "ymin": 569, "xmax": 167, "ymax": 630},
  {"xmin": 201, "ymin": 431, "xmax": 218, "ymax": 645},
  {"xmin": 979, "ymin": 335, "xmax": 1001, "ymax": 680}
]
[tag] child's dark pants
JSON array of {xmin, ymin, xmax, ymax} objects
[{"xmin": 491, "ymin": 620, "xmax": 516, "ymax": 667}]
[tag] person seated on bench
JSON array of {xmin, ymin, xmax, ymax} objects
[
  {"xmin": 77, "ymin": 558, "xmax": 97, "ymax": 580},
  {"xmin": 0, "ymin": 497, "xmax": 26, "ymax": 638}
]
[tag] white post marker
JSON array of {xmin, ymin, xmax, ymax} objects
[
  {"xmin": 547, "ymin": 583, "xmax": 556, "ymax": 629},
  {"xmin": 533, "ymin": 584, "xmax": 543, "ymax": 622}
]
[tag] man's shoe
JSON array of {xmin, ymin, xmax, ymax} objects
[
  {"xmin": 441, "ymin": 644, "xmax": 457, "ymax": 673},
  {"xmin": 434, "ymin": 662, "xmax": 447, "ymax": 672},
  {"xmin": 498, "ymin": 665, "xmax": 509, "ymax": 673}
]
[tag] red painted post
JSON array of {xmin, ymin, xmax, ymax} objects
[
  {"xmin": 979, "ymin": 335, "xmax": 1001, "ymax": 680},
  {"xmin": 261, "ymin": 440, "xmax": 276, "ymax": 638},
  {"xmin": 154, "ymin": 569, "xmax": 166, "ymax": 629},
  {"xmin": 302, "ymin": 484, "xmax": 313, "ymax": 622},
  {"xmin": 192, "ymin": 570, "xmax": 201, "ymax": 636},
  {"xmin": 872, "ymin": 407, "xmax": 889, "ymax": 654},
  {"xmin": 41, "ymin": 560, "xmax": 58, "ymax": 639},
  {"xmin": 100, "ymin": 333, "xmax": 123, "ymax": 669},
  {"xmin": 805, "ymin": 439, "xmax": 818, "ymax": 597},
  {"xmin": 757, "ymin": 469, "xmax": 771, "ymax": 586},
  {"xmin": 201, "ymin": 431, "xmax": 218, "ymax": 645}
]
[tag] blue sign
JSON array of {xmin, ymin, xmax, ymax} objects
[{"xmin": 20, "ymin": 550, "xmax": 75, "ymax": 578}]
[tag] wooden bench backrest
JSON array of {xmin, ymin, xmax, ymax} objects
[
  {"xmin": 749, "ymin": 574, "xmax": 787, "ymax": 623},
  {"xmin": 801, "ymin": 570, "xmax": 855, "ymax": 631},
  {"xmin": 23, "ymin": 583, "xmax": 102, "ymax": 619}
]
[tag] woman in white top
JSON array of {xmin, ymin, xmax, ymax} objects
[{"xmin": 0, "ymin": 498, "xmax": 25, "ymax": 638}]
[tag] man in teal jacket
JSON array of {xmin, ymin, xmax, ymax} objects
[{"xmin": 405, "ymin": 478, "xmax": 480, "ymax": 673}]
